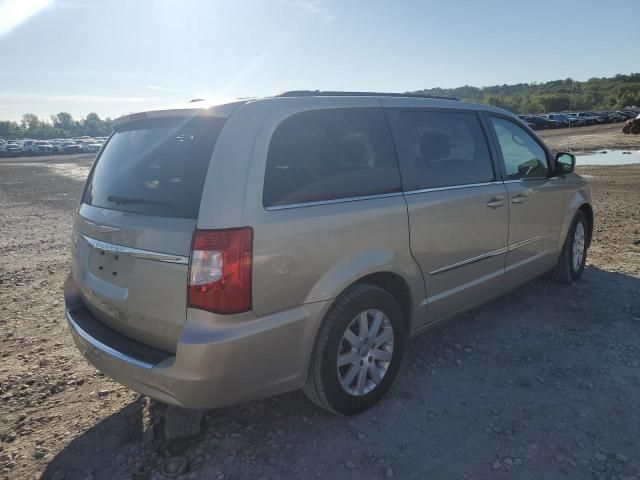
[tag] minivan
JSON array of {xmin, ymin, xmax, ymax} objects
[{"xmin": 65, "ymin": 92, "xmax": 593, "ymax": 415}]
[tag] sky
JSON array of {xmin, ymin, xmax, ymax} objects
[{"xmin": 0, "ymin": 0, "xmax": 639, "ymax": 121}]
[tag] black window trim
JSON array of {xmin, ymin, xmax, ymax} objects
[
  {"xmin": 384, "ymin": 106, "xmax": 501, "ymax": 193},
  {"xmin": 261, "ymin": 106, "xmax": 404, "ymax": 210},
  {"xmin": 483, "ymin": 112, "xmax": 554, "ymax": 182}
]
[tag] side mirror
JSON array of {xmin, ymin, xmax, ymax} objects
[{"xmin": 555, "ymin": 152, "xmax": 576, "ymax": 175}]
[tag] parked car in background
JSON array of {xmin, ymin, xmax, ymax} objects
[
  {"xmin": 22, "ymin": 139, "xmax": 36, "ymax": 153},
  {"xmin": 573, "ymin": 112, "xmax": 600, "ymax": 125},
  {"xmin": 518, "ymin": 115, "xmax": 539, "ymax": 129},
  {"xmin": 520, "ymin": 115, "xmax": 561, "ymax": 129},
  {"xmin": 619, "ymin": 110, "xmax": 639, "ymax": 120},
  {"xmin": 564, "ymin": 114, "xmax": 586, "ymax": 126},
  {"xmin": 65, "ymin": 92, "xmax": 593, "ymax": 415},
  {"xmin": 1, "ymin": 144, "xmax": 25, "ymax": 157},
  {"xmin": 600, "ymin": 112, "xmax": 617, "ymax": 122},
  {"xmin": 589, "ymin": 112, "xmax": 606, "ymax": 124},
  {"xmin": 74, "ymin": 140, "xmax": 88, "ymax": 150},
  {"xmin": 35, "ymin": 141, "xmax": 55, "ymax": 155},
  {"xmin": 84, "ymin": 143, "xmax": 103, "ymax": 153},
  {"xmin": 594, "ymin": 111, "xmax": 618, "ymax": 123},
  {"xmin": 544, "ymin": 114, "xmax": 571, "ymax": 127},
  {"xmin": 62, "ymin": 142, "xmax": 83, "ymax": 154},
  {"xmin": 50, "ymin": 140, "xmax": 65, "ymax": 154}
]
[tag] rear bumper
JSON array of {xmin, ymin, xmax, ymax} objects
[{"xmin": 64, "ymin": 275, "xmax": 330, "ymax": 409}]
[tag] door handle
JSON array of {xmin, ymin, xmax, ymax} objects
[
  {"xmin": 486, "ymin": 197, "xmax": 505, "ymax": 209},
  {"xmin": 512, "ymin": 193, "xmax": 528, "ymax": 204}
]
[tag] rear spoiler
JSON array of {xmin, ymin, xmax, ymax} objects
[{"xmin": 113, "ymin": 100, "xmax": 247, "ymax": 128}]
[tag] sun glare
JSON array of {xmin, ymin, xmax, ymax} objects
[{"xmin": 0, "ymin": 0, "xmax": 53, "ymax": 36}]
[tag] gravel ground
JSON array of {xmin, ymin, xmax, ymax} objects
[{"xmin": 1, "ymin": 126, "xmax": 640, "ymax": 480}]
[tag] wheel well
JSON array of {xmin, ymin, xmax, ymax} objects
[
  {"xmin": 579, "ymin": 203, "xmax": 594, "ymax": 248},
  {"xmin": 356, "ymin": 272, "xmax": 412, "ymax": 332}
]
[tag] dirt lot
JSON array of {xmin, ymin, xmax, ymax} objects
[
  {"xmin": 538, "ymin": 122, "xmax": 640, "ymax": 153},
  {"xmin": 1, "ymin": 125, "xmax": 640, "ymax": 480}
]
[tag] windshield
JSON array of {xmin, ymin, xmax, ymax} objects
[{"xmin": 82, "ymin": 116, "xmax": 225, "ymax": 219}]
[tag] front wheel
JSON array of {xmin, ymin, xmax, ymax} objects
[
  {"xmin": 303, "ymin": 284, "xmax": 405, "ymax": 415},
  {"xmin": 553, "ymin": 210, "xmax": 589, "ymax": 283}
]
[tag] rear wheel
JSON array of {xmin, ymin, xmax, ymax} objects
[
  {"xmin": 553, "ymin": 210, "xmax": 588, "ymax": 283},
  {"xmin": 303, "ymin": 284, "xmax": 405, "ymax": 415}
]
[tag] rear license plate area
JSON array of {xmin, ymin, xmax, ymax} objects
[{"xmin": 88, "ymin": 247, "xmax": 133, "ymax": 286}]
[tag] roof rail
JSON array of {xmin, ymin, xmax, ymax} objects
[{"xmin": 277, "ymin": 90, "xmax": 459, "ymax": 101}]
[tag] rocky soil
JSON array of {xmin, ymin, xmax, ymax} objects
[{"xmin": 1, "ymin": 126, "xmax": 640, "ymax": 480}]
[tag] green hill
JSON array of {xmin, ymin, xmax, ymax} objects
[{"xmin": 411, "ymin": 73, "xmax": 640, "ymax": 114}]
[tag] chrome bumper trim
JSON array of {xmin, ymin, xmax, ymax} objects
[{"xmin": 77, "ymin": 232, "xmax": 189, "ymax": 265}]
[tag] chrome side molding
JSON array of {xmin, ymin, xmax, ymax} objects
[
  {"xmin": 429, "ymin": 247, "xmax": 508, "ymax": 275},
  {"xmin": 404, "ymin": 181, "xmax": 505, "ymax": 196},
  {"xmin": 429, "ymin": 233, "xmax": 553, "ymax": 275},
  {"xmin": 507, "ymin": 233, "xmax": 551, "ymax": 251}
]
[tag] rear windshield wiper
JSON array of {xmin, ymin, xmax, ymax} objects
[{"xmin": 106, "ymin": 195, "xmax": 174, "ymax": 207}]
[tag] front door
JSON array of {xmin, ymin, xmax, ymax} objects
[
  {"xmin": 487, "ymin": 116, "xmax": 564, "ymax": 285},
  {"xmin": 385, "ymin": 106, "xmax": 509, "ymax": 322}
]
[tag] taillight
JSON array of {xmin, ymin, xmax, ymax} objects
[{"xmin": 188, "ymin": 227, "xmax": 253, "ymax": 314}]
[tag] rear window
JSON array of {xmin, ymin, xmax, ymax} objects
[
  {"xmin": 263, "ymin": 107, "xmax": 401, "ymax": 207},
  {"xmin": 83, "ymin": 116, "xmax": 225, "ymax": 218}
]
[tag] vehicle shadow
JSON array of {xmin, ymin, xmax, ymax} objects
[
  {"xmin": 42, "ymin": 265, "xmax": 640, "ymax": 480},
  {"xmin": 40, "ymin": 400, "xmax": 150, "ymax": 480}
]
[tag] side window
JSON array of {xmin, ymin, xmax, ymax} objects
[
  {"xmin": 386, "ymin": 109, "xmax": 495, "ymax": 190},
  {"xmin": 490, "ymin": 117, "xmax": 549, "ymax": 180},
  {"xmin": 263, "ymin": 108, "xmax": 401, "ymax": 207}
]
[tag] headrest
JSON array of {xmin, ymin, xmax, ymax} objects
[{"xmin": 419, "ymin": 131, "xmax": 450, "ymax": 162}]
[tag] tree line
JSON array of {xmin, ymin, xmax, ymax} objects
[
  {"xmin": 0, "ymin": 112, "xmax": 113, "ymax": 140},
  {"xmin": 412, "ymin": 73, "xmax": 640, "ymax": 114},
  {"xmin": 2, "ymin": 73, "xmax": 639, "ymax": 139}
]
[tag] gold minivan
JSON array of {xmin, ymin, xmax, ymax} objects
[{"xmin": 64, "ymin": 91, "xmax": 593, "ymax": 415}]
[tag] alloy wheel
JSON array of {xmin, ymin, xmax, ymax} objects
[
  {"xmin": 572, "ymin": 222, "xmax": 586, "ymax": 271},
  {"xmin": 336, "ymin": 309, "xmax": 394, "ymax": 396}
]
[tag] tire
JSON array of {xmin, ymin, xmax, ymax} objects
[
  {"xmin": 303, "ymin": 283, "xmax": 406, "ymax": 415},
  {"xmin": 553, "ymin": 210, "xmax": 588, "ymax": 283}
]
